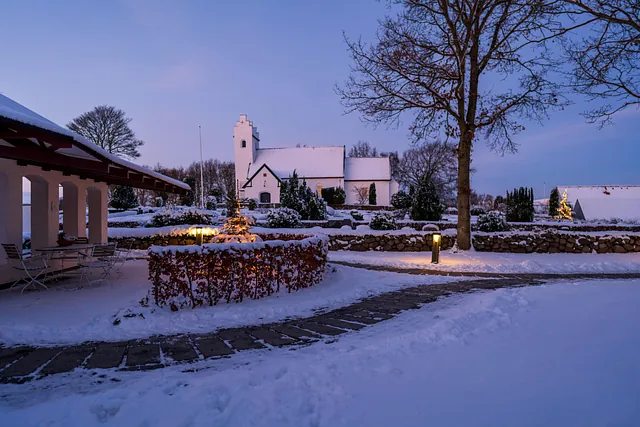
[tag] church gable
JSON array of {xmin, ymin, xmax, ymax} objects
[{"xmin": 243, "ymin": 163, "xmax": 281, "ymax": 188}]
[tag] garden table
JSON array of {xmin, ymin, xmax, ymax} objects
[{"xmin": 36, "ymin": 243, "xmax": 95, "ymax": 267}]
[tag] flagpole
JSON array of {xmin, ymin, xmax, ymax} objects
[{"xmin": 199, "ymin": 125, "xmax": 205, "ymax": 209}]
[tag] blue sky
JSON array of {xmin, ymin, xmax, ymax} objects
[{"xmin": 2, "ymin": 0, "xmax": 638, "ymax": 198}]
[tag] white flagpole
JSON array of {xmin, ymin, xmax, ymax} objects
[{"xmin": 199, "ymin": 125, "xmax": 205, "ymax": 209}]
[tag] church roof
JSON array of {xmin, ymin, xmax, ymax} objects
[
  {"xmin": 248, "ymin": 146, "xmax": 345, "ymax": 179},
  {"xmin": 559, "ymin": 185, "xmax": 640, "ymax": 222},
  {"xmin": 344, "ymin": 157, "xmax": 391, "ymax": 181}
]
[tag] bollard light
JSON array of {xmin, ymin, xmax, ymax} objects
[
  {"xmin": 195, "ymin": 226, "xmax": 203, "ymax": 246},
  {"xmin": 431, "ymin": 232, "xmax": 441, "ymax": 264}
]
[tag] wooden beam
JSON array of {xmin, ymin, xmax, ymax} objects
[
  {"xmin": 0, "ymin": 145, "xmax": 109, "ymax": 174},
  {"xmin": 0, "ymin": 129, "xmax": 73, "ymax": 149}
]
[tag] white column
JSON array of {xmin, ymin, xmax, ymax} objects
[
  {"xmin": 87, "ymin": 184, "xmax": 108, "ymax": 243},
  {"xmin": 62, "ymin": 181, "xmax": 86, "ymax": 238},
  {"xmin": 29, "ymin": 176, "xmax": 59, "ymax": 250},
  {"xmin": 0, "ymin": 167, "xmax": 23, "ymax": 265}
]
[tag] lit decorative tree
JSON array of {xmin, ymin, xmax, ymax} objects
[{"xmin": 555, "ymin": 190, "xmax": 573, "ymax": 220}]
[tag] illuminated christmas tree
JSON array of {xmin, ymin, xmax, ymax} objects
[{"xmin": 555, "ymin": 190, "xmax": 573, "ymax": 220}]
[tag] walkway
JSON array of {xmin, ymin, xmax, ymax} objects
[{"xmin": 2, "ymin": 269, "xmax": 639, "ymax": 384}]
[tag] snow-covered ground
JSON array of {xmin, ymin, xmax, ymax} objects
[
  {"xmin": 329, "ymin": 250, "xmax": 640, "ymax": 274},
  {"xmin": 0, "ymin": 260, "xmax": 459, "ymax": 347},
  {"xmin": 2, "ymin": 279, "xmax": 639, "ymax": 426}
]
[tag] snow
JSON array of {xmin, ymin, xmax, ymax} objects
[
  {"xmin": 559, "ymin": 185, "xmax": 640, "ymax": 222},
  {"xmin": 0, "ymin": 94, "xmax": 189, "ymax": 191},
  {"xmin": 344, "ymin": 157, "xmax": 391, "ymax": 180},
  {"xmin": 108, "ymin": 224, "xmax": 219, "ymax": 239},
  {"xmin": 329, "ymin": 250, "xmax": 640, "ymax": 274},
  {"xmin": 250, "ymin": 226, "xmax": 456, "ymax": 236},
  {"xmin": 2, "ymin": 279, "xmax": 639, "ymax": 426},
  {"xmin": 0, "ymin": 260, "xmax": 460, "ymax": 346},
  {"xmin": 576, "ymin": 198, "xmax": 640, "ymax": 222},
  {"xmin": 248, "ymin": 146, "xmax": 345, "ymax": 179}
]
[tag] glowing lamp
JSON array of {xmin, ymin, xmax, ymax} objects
[
  {"xmin": 431, "ymin": 232, "xmax": 441, "ymax": 264},
  {"xmin": 195, "ymin": 227, "xmax": 203, "ymax": 246}
]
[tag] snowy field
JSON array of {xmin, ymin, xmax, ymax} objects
[
  {"xmin": 1, "ymin": 279, "xmax": 639, "ymax": 426},
  {"xmin": 329, "ymin": 250, "xmax": 640, "ymax": 274},
  {"xmin": 0, "ymin": 260, "xmax": 460, "ymax": 347}
]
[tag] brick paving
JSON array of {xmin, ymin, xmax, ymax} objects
[{"xmin": 1, "ymin": 270, "xmax": 637, "ymax": 384}]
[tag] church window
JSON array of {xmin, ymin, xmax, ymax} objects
[{"xmin": 241, "ymin": 140, "xmax": 246, "ymax": 148}]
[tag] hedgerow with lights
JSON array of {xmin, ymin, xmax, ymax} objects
[{"xmin": 145, "ymin": 235, "xmax": 329, "ymax": 310}]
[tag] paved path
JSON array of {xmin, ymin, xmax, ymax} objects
[{"xmin": 1, "ymin": 269, "xmax": 638, "ymax": 384}]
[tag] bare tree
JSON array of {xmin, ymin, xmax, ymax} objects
[
  {"xmin": 562, "ymin": 0, "xmax": 640, "ymax": 124},
  {"xmin": 186, "ymin": 159, "xmax": 236, "ymax": 207},
  {"xmin": 348, "ymin": 140, "xmax": 379, "ymax": 157},
  {"xmin": 352, "ymin": 186, "xmax": 370, "ymax": 204},
  {"xmin": 380, "ymin": 150, "xmax": 400, "ymax": 180},
  {"xmin": 337, "ymin": 0, "xmax": 567, "ymax": 249},
  {"xmin": 68, "ymin": 106, "xmax": 144, "ymax": 159},
  {"xmin": 395, "ymin": 141, "xmax": 458, "ymax": 200}
]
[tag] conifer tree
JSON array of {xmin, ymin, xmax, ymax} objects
[
  {"xmin": 110, "ymin": 185, "xmax": 138, "ymax": 210},
  {"xmin": 368, "ymin": 183, "xmax": 377, "ymax": 205},
  {"xmin": 549, "ymin": 188, "xmax": 560, "ymax": 217},
  {"xmin": 410, "ymin": 176, "xmax": 444, "ymax": 221}
]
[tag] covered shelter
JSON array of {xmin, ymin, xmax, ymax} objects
[{"xmin": 0, "ymin": 94, "xmax": 189, "ymax": 284}]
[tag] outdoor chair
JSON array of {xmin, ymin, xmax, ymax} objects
[
  {"xmin": 78, "ymin": 243, "xmax": 118, "ymax": 286},
  {"xmin": 113, "ymin": 240, "xmax": 135, "ymax": 274},
  {"xmin": 2, "ymin": 243, "xmax": 50, "ymax": 293}
]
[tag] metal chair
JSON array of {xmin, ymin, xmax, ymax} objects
[
  {"xmin": 113, "ymin": 240, "xmax": 135, "ymax": 274},
  {"xmin": 78, "ymin": 243, "xmax": 117, "ymax": 285},
  {"xmin": 2, "ymin": 243, "xmax": 50, "ymax": 293}
]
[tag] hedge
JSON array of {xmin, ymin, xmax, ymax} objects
[{"xmin": 146, "ymin": 235, "xmax": 329, "ymax": 310}]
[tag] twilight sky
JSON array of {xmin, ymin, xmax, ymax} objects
[{"xmin": 1, "ymin": 0, "xmax": 638, "ymax": 198}]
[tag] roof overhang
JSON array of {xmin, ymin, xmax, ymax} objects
[{"xmin": 0, "ymin": 116, "xmax": 188, "ymax": 194}]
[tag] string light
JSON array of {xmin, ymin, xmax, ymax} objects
[{"xmin": 555, "ymin": 189, "xmax": 573, "ymax": 220}]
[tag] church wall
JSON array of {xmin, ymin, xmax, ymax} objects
[
  {"xmin": 243, "ymin": 171, "xmax": 281, "ymax": 204},
  {"xmin": 345, "ymin": 180, "xmax": 392, "ymax": 206}
]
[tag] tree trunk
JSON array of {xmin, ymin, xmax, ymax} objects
[{"xmin": 456, "ymin": 134, "xmax": 473, "ymax": 250}]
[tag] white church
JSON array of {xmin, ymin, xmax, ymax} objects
[{"xmin": 234, "ymin": 115, "xmax": 399, "ymax": 206}]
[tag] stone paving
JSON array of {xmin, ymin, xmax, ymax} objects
[{"xmin": 1, "ymin": 270, "xmax": 637, "ymax": 384}]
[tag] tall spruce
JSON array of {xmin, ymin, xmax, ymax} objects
[
  {"xmin": 548, "ymin": 188, "xmax": 560, "ymax": 217},
  {"xmin": 410, "ymin": 176, "xmax": 444, "ymax": 221},
  {"xmin": 280, "ymin": 171, "xmax": 326, "ymax": 220},
  {"xmin": 368, "ymin": 183, "xmax": 377, "ymax": 205},
  {"xmin": 506, "ymin": 187, "xmax": 534, "ymax": 222},
  {"xmin": 110, "ymin": 185, "xmax": 138, "ymax": 210}
]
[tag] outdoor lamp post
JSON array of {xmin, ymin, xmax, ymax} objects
[
  {"xmin": 195, "ymin": 227, "xmax": 203, "ymax": 246},
  {"xmin": 431, "ymin": 232, "xmax": 441, "ymax": 264}
]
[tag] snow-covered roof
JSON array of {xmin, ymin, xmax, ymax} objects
[
  {"xmin": 558, "ymin": 185, "xmax": 640, "ymax": 221},
  {"xmin": 248, "ymin": 146, "xmax": 345, "ymax": 180},
  {"xmin": 0, "ymin": 94, "xmax": 190, "ymax": 191},
  {"xmin": 344, "ymin": 157, "xmax": 391, "ymax": 181}
]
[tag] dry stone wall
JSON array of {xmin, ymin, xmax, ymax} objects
[
  {"xmin": 109, "ymin": 228, "xmax": 640, "ymax": 254},
  {"xmin": 473, "ymin": 231, "xmax": 640, "ymax": 254}
]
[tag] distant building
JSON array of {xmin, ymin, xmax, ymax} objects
[
  {"xmin": 233, "ymin": 115, "xmax": 399, "ymax": 205},
  {"xmin": 557, "ymin": 185, "xmax": 640, "ymax": 222}
]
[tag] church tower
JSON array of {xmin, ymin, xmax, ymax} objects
[{"xmin": 233, "ymin": 114, "xmax": 260, "ymax": 197}]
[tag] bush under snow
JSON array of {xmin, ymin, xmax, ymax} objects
[
  {"xmin": 477, "ymin": 211, "xmax": 509, "ymax": 232},
  {"xmin": 147, "ymin": 208, "xmax": 217, "ymax": 228},
  {"xmin": 266, "ymin": 208, "xmax": 302, "ymax": 228},
  {"xmin": 370, "ymin": 212, "xmax": 397, "ymax": 231}
]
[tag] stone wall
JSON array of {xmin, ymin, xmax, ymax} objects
[
  {"xmin": 110, "ymin": 228, "xmax": 640, "ymax": 254},
  {"xmin": 473, "ymin": 231, "xmax": 640, "ymax": 254},
  {"xmin": 327, "ymin": 233, "xmax": 454, "ymax": 252},
  {"xmin": 110, "ymin": 231, "xmax": 452, "ymax": 252}
]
